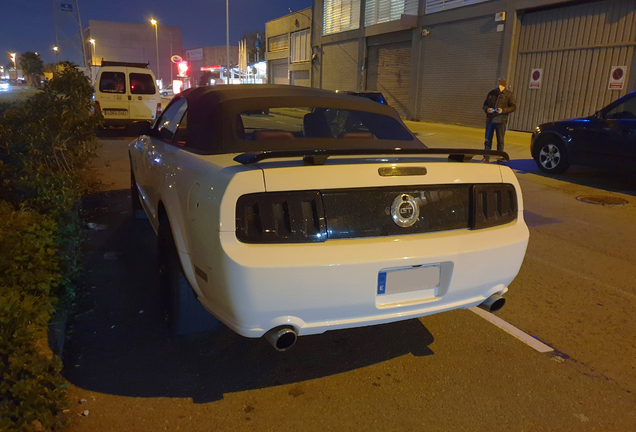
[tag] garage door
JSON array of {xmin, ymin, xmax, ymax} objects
[
  {"xmin": 418, "ymin": 15, "xmax": 504, "ymax": 128},
  {"xmin": 509, "ymin": 0, "xmax": 636, "ymax": 131},
  {"xmin": 291, "ymin": 70, "xmax": 310, "ymax": 87},
  {"xmin": 271, "ymin": 59, "xmax": 289, "ymax": 85},
  {"xmin": 322, "ymin": 40, "xmax": 359, "ymax": 91},
  {"xmin": 367, "ymin": 40, "xmax": 412, "ymax": 118}
]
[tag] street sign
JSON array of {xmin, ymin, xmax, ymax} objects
[
  {"xmin": 60, "ymin": 3, "xmax": 73, "ymax": 12},
  {"xmin": 171, "ymin": 55, "xmax": 182, "ymax": 64},
  {"xmin": 608, "ymin": 66, "xmax": 626, "ymax": 90},
  {"xmin": 529, "ymin": 68, "xmax": 542, "ymax": 89}
]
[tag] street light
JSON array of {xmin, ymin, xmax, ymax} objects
[
  {"xmin": 89, "ymin": 39, "xmax": 96, "ymax": 83},
  {"xmin": 150, "ymin": 18, "xmax": 160, "ymax": 86},
  {"xmin": 89, "ymin": 39, "xmax": 95, "ymax": 64},
  {"xmin": 53, "ymin": 47, "xmax": 59, "ymax": 74},
  {"xmin": 9, "ymin": 53, "xmax": 16, "ymax": 80}
]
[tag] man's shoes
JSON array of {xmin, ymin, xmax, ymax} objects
[{"xmin": 482, "ymin": 155, "xmax": 490, "ymax": 163}]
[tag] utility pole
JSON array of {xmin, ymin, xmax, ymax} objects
[
  {"xmin": 226, "ymin": 0, "xmax": 230, "ymax": 84},
  {"xmin": 75, "ymin": 0, "xmax": 89, "ymax": 70},
  {"xmin": 170, "ymin": 32, "xmax": 173, "ymax": 83},
  {"xmin": 53, "ymin": 1, "xmax": 88, "ymax": 70}
]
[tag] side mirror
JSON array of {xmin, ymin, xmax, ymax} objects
[{"xmin": 126, "ymin": 121, "xmax": 152, "ymax": 136}]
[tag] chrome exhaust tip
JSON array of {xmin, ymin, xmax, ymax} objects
[
  {"xmin": 264, "ymin": 326, "xmax": 298, "ymax": 351},
  {"xmin": 478, "ymin": 293, "xmax": 506, "ymax": 313}
]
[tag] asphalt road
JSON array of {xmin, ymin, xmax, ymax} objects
[{"xmin": 62, "ymin": 125, "xmax": 636, "ymax": 431}]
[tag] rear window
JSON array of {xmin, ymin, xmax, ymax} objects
[
  {"xmin": 99, "ymin": 72, "xmax": 125, "ymax": 93},
  {"xmin": 129, "ymin": 73, "xmax": 156, "ymax": 95},
  {"xmin": 238, "ymin": 107, "xmax": 413, "ymax": 141}
]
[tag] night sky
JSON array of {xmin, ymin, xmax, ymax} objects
[{"xmin": 1, "ymin": 0, "xmax": 312, "ymax": 65}]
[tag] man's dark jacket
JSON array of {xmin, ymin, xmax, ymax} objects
[{"xmin": 483, "ymin": 88, "xmax": 516, "ymax": 124}]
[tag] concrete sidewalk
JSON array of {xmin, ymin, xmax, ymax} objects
[{"xmin": 404, "ymin": 120, "xmax": 532, "ymax": 161}]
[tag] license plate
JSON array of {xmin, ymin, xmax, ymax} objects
[
  {"xmin": 377, "ymin": 264, "xmax": 440, "ymax": 296},
  {"xmin": 104, "ymin": 110, "xmax": 127, "ymax": 116}
]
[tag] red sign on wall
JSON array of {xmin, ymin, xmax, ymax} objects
[
  {"xmin": 529, "ymin": 68, "xmax": 542, "ymax": 89},
  {"xmin": 608, "ymin": 66, "xmax": 626, "ymax": 90}
]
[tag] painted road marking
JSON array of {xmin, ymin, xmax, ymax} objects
[{"xmin": 470, "ymin": 307, "xmax": 554, "ymax": 353}]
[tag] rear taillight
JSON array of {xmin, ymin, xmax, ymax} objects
[
  {"xmin": 470, "ymin": 184, "xmax": 517, "ymax": 230},
  {"xmin": 94, "ymin": 101, "xmax": 101, "ymax": 114},
  {"xmin": 156, "ymin": 103, "xmax": 162, "ymax": 117},
  {"xmin": 236, "ymin": 191, "xmax": 327, "ymax": 243}
]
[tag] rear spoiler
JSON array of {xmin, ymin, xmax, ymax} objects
[
  {"xmin": 233, "ymin": 148, "xmax": 509, "ymax": 165},
  {"xmin": 100, "ymin": 60, "xmax": 150, "ymax": 69}
]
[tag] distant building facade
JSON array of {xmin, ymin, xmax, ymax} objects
[
  {"xmin": 266, "ymin": 8, "xmax": 313, "ymax": 87},
  {"xmin": 309, "ymin": 0, "xmax": 636, "ymax": 131},
  {"xmin": 85, "ymin": 20, "xmax": 183, "ymax": 86},
  {"xmin": 184, "ymin": 46, "xmax": 239, "ymax": 85}
]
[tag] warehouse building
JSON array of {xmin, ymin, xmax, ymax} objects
[
  {"xmin": 85, "ymin": 20, "xmax": 182, "ymax": 87},
  {"xmin": 266, "ymin": 8, "xmax": 313, "ymax": 87},
  {"xmin": 309, "ymin": 0, "xmax": 636, "ymax": 131}
]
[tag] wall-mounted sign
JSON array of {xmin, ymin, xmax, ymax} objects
[
  {"xmin": 529, "ymin": 68, "xmax": 542, "ymax": 89},
  {"xmin": 171, "ymin": 55, "xmax": 182, "ymax": 63},
  {"xmin": 186, "ymin": 48, "xmax": 203, "ymax": 61},
  {"xmin": 608, "ymin": 66, "xmax": 626, "ymax": 90}
]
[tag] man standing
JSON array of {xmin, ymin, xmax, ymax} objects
[{"xmin": 482, "ymin": 77, "xmax": 516, "ymax": 162}]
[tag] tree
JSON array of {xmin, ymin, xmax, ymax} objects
[
  {"xmin": 239, "ymin": 30, "xmax": 265, "ymax": 62},
  {"xmin": 18, "ymin": 51, "xmax": 44, "ymax": 86}
]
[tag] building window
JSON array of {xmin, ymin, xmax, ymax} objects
[
  {"xmin": 268, "ymin": 34, "xmax": 289, "ymax": 52},
  {"xmin": 365, "ymin": 0, "xmax": 418, "ymax": 27},
  {"xmin": 425, "ymin": 0, "xmax": 492, "ymax": 14},
  {"xmin": 290, "ymin": 29, "xmax": 311, "ymax": 63},
  {"xmin": 323, "ymin": 0, "xmax": 361, "ymax": 35}
]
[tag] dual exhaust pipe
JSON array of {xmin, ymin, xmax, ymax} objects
[
  {"xmin": 264, "ymin": 326, "xmax": 298, "ymax": 351},
  {"xmin": 264, "ymin": 294, "xmax": 505, "ymax": 352},
  {"xmin": 478, "ymin": 293, "xmax": 506, "ymax": 313}
]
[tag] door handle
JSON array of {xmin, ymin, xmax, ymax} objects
[{"xmin": 128, "ymin": 95, "xmax": 132, "ymax": 100}]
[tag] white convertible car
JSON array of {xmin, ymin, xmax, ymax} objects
[{"xmin": 129, "ymin": 85, "xmax": 529, "ymax": 351}]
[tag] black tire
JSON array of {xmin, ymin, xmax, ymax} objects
[
  {"xmin": 130, "ymin": 162, "xmax": 147, "ymax": 219},
  {"xmin": 158, "ymin": 215, "xmax": 221, "ymax": 335},
  {"xmin": 533, "ymin": 137, "xmax": 570, "ymax": 174}
]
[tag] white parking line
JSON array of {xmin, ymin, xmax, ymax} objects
[{"xmin": 469, "ymin": 307, "xmax": 554, "ymax": 353}]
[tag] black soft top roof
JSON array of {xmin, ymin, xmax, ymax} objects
[
  {"xmin": 166, "ymin": 84, "xmax": 416, "ymax": 154},
  {"xmin": 179, "ymin": 84, "xmax": 384, "ymax": 109}
]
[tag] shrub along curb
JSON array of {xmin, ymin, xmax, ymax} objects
[{"xmin": 0, "ymin": 62, "xmax": 103, "ymax": 431}]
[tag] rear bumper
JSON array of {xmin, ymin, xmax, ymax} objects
[{"xmin": 196, "ymin": 219, "xmax": 529, "ymax": 338}]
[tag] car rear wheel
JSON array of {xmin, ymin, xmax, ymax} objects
[
  {"xmin": 158, "ymin": 214, "xmax": 221, "ymax": 335},
  {"xmin": 534, "ymin": 138, "xmax": 570, "ymax": 174}
]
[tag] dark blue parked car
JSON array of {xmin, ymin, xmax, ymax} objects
[{"xmin": 531, "ymin": 90, "xmax": 636, "ymax": 174}]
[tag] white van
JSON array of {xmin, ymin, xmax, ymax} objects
[{"xmin": 94, "ymin": 61, "xmax": 162, "ymax": 128}]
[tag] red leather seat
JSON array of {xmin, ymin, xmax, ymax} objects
[
  {"xmin": 337, "ymin": 132, "xmax": 374, "ymax": 139},
  {"xmin": 253, "ymin": 130, "xmax": 295, "ymax": 140}
]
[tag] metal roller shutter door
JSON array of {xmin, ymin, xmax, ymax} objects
[
  {"xmin": 322, "ymin": 40, "xmax": 359, "ymax": 91},
  {"xmin": 509, "ymin": 0, "xmax": 636, "ymax": 131},
  {"xmin": 367, "ymin": 41, "xmax": 412, "ymax": 118},
  {"xmin": 291, "ymin": 70, "xmax": 310, "ymax": 87},
  {"xmin": 272, "ymin": 60, "xmax": 289, "ymax": 85},
  {"xmin": 418, "ymin": 16, "xmax": 504, "ymax": 128}
]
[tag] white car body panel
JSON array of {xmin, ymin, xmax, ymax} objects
[{"xmin": 130, "ymin": 136, "xmax": 529, "ymax": 338}]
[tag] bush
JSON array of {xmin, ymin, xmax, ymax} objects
[
  {"xmin": 0, "ymin": 62, "xmax": 101, "ymax": 431},
  {"xmin": 0, "ymin": 202, "xmax": 68, "ymax": 431},
  {"xmin": 0, "ymin": 61, "xmax": 102, "ymax": 216}
]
